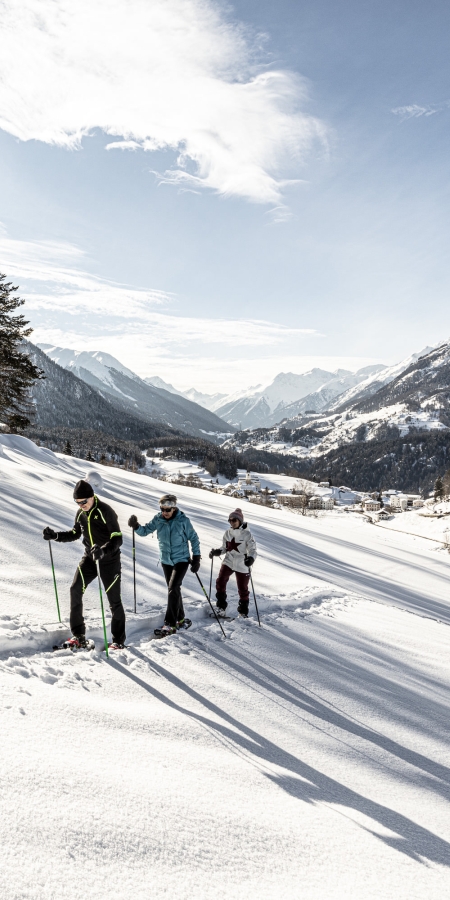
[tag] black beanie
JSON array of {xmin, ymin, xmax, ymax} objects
[{"xmin": 73, "ymin": 479, "xmax": 95, "ymax": 500}]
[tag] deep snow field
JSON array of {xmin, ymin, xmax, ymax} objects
[{"xmin": 1, "ymin": 435, "xmax": 450, "ymax": 900}]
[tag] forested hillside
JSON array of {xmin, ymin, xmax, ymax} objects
[{"xmin": 300, "ymin": 429, "xmax": 450, "ymax": 494}]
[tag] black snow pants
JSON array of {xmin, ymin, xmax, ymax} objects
[
  {"xmin": 70, "ymin": 553, "xmax": 126, "ymax": 644},
  {"xmin": 161, "ymin": 561, "xmax": 189, "ymax": 627}
]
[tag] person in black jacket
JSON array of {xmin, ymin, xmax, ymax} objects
[{"xmin": 43, "ymin": 479, "xmax": 126, "ymax": 649}]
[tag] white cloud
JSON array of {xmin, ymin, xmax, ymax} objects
[
  {"xmin": 0, "ymin": 230, "xmax": 324, "ymax": 390},
  {"xmin": 392, "ymin": 102, "xmax": 450, "ymax": 119},
  {"xmin": 0, "ymin": 0, "xmax": 326, "ymax": 205},
  {"xmin": 2, "ymin": 230, "xmax": 384, "ymax": 391}
]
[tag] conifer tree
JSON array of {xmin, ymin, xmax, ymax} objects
[
  {"xmin": 0, "ymin": 274, "xmax": 43, "ymax": 431},
  {"xmin": 434, "ymin": 475, "xmax": 444, "ymax": 501},
  {"xmin": 64, "ymin": 440, "xmax": 73, "ymax": 456},
  {"xmin": 86, "ymin": 450, "xmax": 94, "ymax": 461}
]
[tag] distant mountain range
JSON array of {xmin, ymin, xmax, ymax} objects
[
  {"xmin": 144, "ymin": 376, "xmax": 227, "ymax": 410},
  {"xmin": 208, "ymin": 366, "xmax": 386, "ymax": 428},
  {"xmin": 37, "ymin": 345, "xmax": 233, "ymax": 440}
]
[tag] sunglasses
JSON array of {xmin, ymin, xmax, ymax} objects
[
  {"xmin": 160, "ymin": 506, "xmax": 174, "ymax": 512},
  {"xmin": 75, "ymin": 498, "xmax": 90, "ymax": 506}
]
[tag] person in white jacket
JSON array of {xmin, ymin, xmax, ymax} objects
[{"xmin": 209, "ymin": 508, "xmax": 257, "ymax": 617}]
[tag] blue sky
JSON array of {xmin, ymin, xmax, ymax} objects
[{"xmin": 0, "ymin": 0, "xmax": 449, "ymax": 392}]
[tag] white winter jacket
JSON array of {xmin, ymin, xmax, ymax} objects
[{"xmin": 218, "ymin": 523, "xmax": 257, "ymax": 574}]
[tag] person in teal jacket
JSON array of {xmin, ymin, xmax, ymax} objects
[{"xmin": 128, "ymin": 493, "xmax": 201, "ymax": 635}]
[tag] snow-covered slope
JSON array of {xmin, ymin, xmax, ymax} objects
[{"xmin": 1, "ymin": 434, "xmax": 450, "ymax": 899}]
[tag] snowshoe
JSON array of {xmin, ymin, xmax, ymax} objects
[
  {"xmin": 214, "ymin": 606, "xmax": 228, "ymax": 618},
  {"xmin": 154, "ymin": 624, "xmax": 177, "ymax": 639},
  {"xmin": 53, "ymin": 636, "xmax": 95, "ymax": 652},
  {"xmin": 107, "ymin": 642, "xmax": 125, "ymax": 650},
  {"xmin": 176, "ymin": 618, "xmax": 192, "ymax": 631},
  {"xmin": 209, "ymin": 612, "xmax": 235, "ymax": 621}
]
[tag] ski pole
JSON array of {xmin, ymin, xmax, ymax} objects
[
  {"xmin": 95, "ymin": 560, "xmax": 109, "ymax": 657},
  {"xmin": 132, "ymin": 529, "xmax": 137, "ymax": 614},
  {"xmin": 48, "ymin": 542, "xmax": 62, "ymax": 623},
  {"xmin": 209, "ymin": 556, "xmax": 214, "ymax": 604},
  {"xmin": 248, "ymin": 567, "xmax": 261, "ymax": 627},
  {"xmin": 194, "ymin": 571, "xmax": 226, "ymax": 638}
]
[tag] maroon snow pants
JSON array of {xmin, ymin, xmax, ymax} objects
[{"xmin": 216, "ymin": 564, "xmax": 250, "ymax": 602}]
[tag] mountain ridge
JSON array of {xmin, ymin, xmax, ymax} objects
[{"xmin": 38, "ymin": 345, "xmax": 233, "ymax": 439}]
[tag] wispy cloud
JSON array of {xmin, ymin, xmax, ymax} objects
[
  {"xmin": 392, "ymin": 101, "xmax": 450, "ymax": 120},
  {"xmin": 0, "ymin": 230, "xmax": 321, "ymax": 389},
  {"xmin": 0, "ymin": 0, "xmax": 326, "ymax": 205}
]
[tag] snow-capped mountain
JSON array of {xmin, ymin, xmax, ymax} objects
[
  {"xmin": 38, "ymin": 346, "xmax": 138, "ymax": 386},
  {"xmin": 279, "ymin": 342, "xmax": 450, "ymax": 458},
  {"xmin": 214, "ymin": 369, "xmax": 387, "ymax": 429},
  {"xmin": 145, "ymin": 381, "xmax": 228, "ymax": 411},
  {"xmin": 182, "ymin": 387, "xmax": 227, "ymax": 410},
  {"xmin": 144, "ymin": 375, "xmax": 182, "ymax": 395},
  {"xmin": 37, "ymin": 345, "xmax": 234, "ymax": 439},
  {"xmin": 276, "ymin": 365, "xmax": 386, "ymax": 421},
  {"xmin": 223, "ymin": 341, "xmax": 450, "ymax": 471},
  {"xmin": 327, "ymin": 347, "xmax": 433, "ymax": 412}
]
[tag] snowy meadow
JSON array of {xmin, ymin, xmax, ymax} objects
[{"xmin": 1, "ymin": 435, "xmax": 449, "ymax": 899}]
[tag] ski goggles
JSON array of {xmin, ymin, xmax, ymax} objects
[{"xmin": 160, "ymin": 502, "xmax": 176, "ymax": 510}]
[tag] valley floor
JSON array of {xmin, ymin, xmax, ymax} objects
[{"xmin": 1, "ymin": 436, "xmax": 449, "ymax": 899}]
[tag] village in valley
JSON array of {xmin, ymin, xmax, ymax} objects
[{"xmin": 147, "ymin": 454, "xmax": 442, "ymax": 522}]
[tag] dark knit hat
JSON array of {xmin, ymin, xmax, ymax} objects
[
  {"xmin": 73, "ymin": 479, "xmax": 95, "ymax": 500},
  {"xmin": 228, "ymin": 507, "xmax": 244, "ymax": 524}
]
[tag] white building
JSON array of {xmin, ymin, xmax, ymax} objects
[
  {"xmin": 363, "ymin": 499, "xmax": 381, "ymax": 512},
  {"xmin": 236, "ymin": 471, "xmax": 261, "ymax": 493}
]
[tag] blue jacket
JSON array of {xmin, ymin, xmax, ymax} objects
[{"xmin": 136, "ymin": 509, "xmax": 200, "ymax": 565}]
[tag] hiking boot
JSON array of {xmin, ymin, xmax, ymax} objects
[
  {"xmin": 237, "ymin": 602, "xmax": 249, "ymax": 618},
  {"xmin": 215, "ymin": 593, "xmax": 227, "ymax": 612}
]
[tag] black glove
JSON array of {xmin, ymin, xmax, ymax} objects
[
  {"xmin": 43, "ymin": 527, "xmax": 57, "ymax": 541},
  {"xmin": 190, "ymin": 555, "xmax": 201, "ymax": 574},
  {"xmin": 208, "ymin": 548, "xmax": 222, "ymax": 559},
  {"xmin": 244, "ymin": 555, "xmax": 254, "ymax": 567},
  {"xmin": 91, "ymin": 544, "xmax": 105, "ymax": 561},
  {"xmin": 128, "ymin": 515, "xmax": 140, "ymax": 530}
]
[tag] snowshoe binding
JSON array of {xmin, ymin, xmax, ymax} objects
[
  {"xmin": 154, "ymin": 624, "xmax": 177, "ymax": 639},
  {"xmin": 53, "ymin": 636, "xmax": 95, "ymax": 652},
  {"xmin": 176, "ymin": 618, "xmax": 192, "ymax": 631}
]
